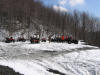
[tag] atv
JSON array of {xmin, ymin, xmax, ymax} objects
[
  {"xmin": 41, "ymin": 38, "xmax": 46, "ymax": 42},
  {"xmin": 17, "ymin": 37, "xmax": 26, "ymax": 42},
  {"xmin": 71, "ymin": 39, "xmax": 78, "ymax": 44},
  {"xmin": 5, "ymin": 37, "xmax": 15, "ymax": 43},
  {"xmin": 30, "ymin": 37, "xmax": 39, "ymax": 44}
]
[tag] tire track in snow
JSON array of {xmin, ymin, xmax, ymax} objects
[{"xmin": 0, "ymin": 42, "xmax": 100, "ymax": 75}]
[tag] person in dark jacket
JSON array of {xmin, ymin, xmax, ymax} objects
[{"xmin": 67, "ymin": 36, "xmax": 72, "ymax": 44}]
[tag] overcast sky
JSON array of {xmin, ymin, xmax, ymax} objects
[{"xmin": 41, "ymin": 0, "xmax": 100, "ymax": 17}]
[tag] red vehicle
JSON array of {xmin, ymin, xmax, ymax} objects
[
  {"xmin": 30, "ymin": 37, "xmax": 39, "ymax": 43},
  {"xmin": 5, "ymin": 37, "xmax": 15, "ymax": 43},
  {"xmin": 41, "ymin": 38, "xmax": 46, "ymax": 42}
]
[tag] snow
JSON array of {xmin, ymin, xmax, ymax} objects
[
  {"xmin": 21, "ymin": 41, "xmax": 96, "ymax": 51},
  {"xmin": 0, "ymin": 41, "xmax": 100, "ymax": 75}
]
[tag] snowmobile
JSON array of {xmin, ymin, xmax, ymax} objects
[{"xmin": 5, "ymin": 37, "xmax": 15, "ymax": 43}]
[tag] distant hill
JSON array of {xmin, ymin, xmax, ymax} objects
[{"xmin": 0, "ymin": 0, "xmax": 100, "ymax": 46}]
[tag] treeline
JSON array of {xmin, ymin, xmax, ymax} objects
[{"xmin": 0, "ymin": 0, "xmax": 100, "ymax": 46}]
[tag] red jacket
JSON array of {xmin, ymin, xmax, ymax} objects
[
  {"xmin": 61, "ymin": 36, "xmax": 64, "ymax": 40},
  {"xmin": 65, "ymin": 36, "xmax": 68, "ymax": 40}
]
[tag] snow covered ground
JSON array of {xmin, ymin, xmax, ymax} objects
[{"xmin": 0, "ymin": 41, "xmax": 100, "ymax": 75}]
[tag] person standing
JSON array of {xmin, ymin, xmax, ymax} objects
[
  {"xmin": 48, "ymin": 36, "xmax": 51, "ymax": 43},
  {"xmin": 61, "ymin": 35, "xmax": 64, "ymax": 42}
]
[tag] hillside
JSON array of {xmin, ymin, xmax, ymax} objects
[{"xmin": 0, "ymin": 0, "xmax": 65, "ymax": 38}]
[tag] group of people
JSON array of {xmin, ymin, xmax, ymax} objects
[
  {"xmin": 49, "ymin": 35, "xmax": 78, "ymax": 44},
  {"xmin": 4, "ymin": 35, "xmax": 78, "ymax": 44}
]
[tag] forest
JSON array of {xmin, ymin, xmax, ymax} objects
[{"xmin": 0, "ymin": 0, "xmax": 100, "ymax": 46}]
